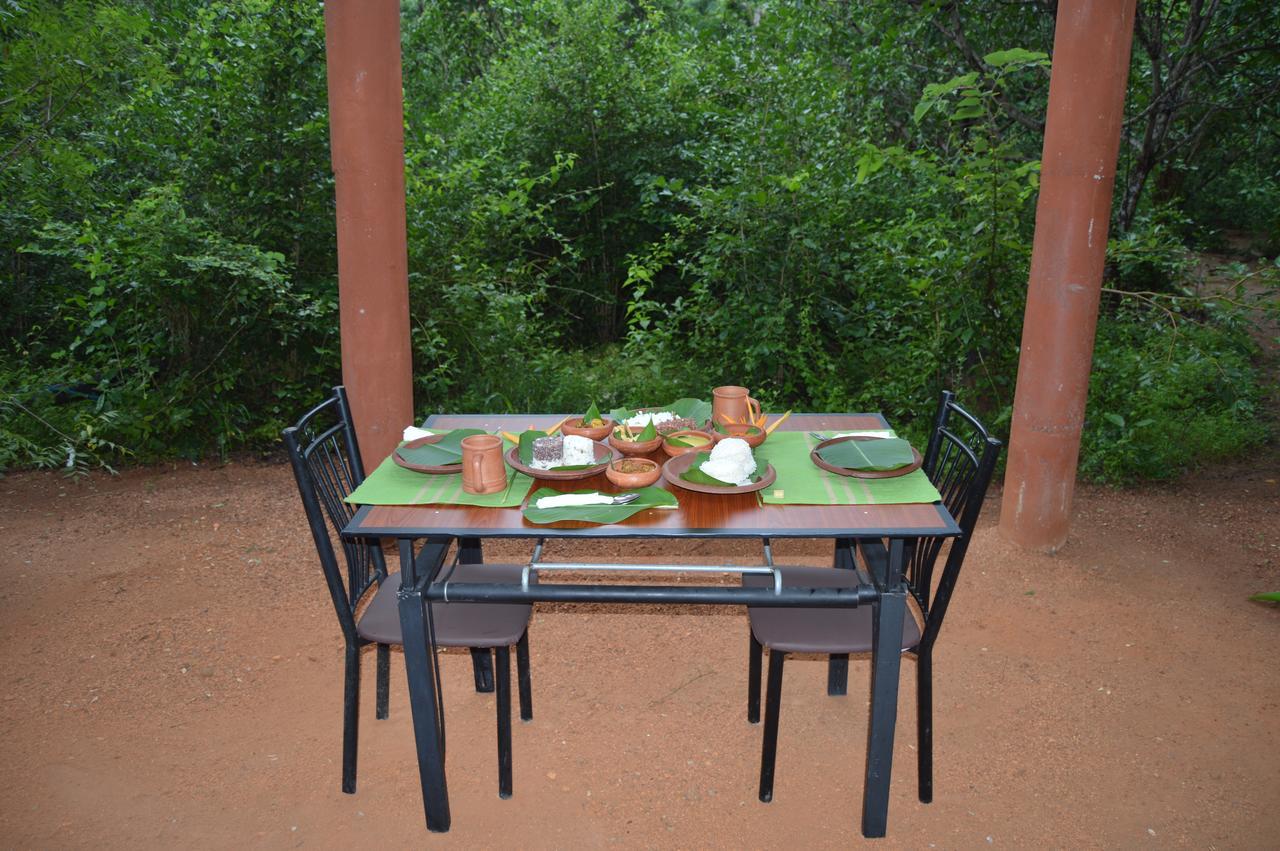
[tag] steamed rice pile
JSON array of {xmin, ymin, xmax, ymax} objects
[
  {"xmin": 531, "ymin": 434, "xmax": 596, "ymax": 470},
  {"xmin": 699, "ymin": 437, "xmax": 756, "ymax": 485}
]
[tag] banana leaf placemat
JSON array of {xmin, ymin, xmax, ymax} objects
[
  {"xmin": 522, "ymin": 487, "xmax": 678, "ymax": 525},
  {"xmin": 346, "ymin": 453, "xmax": 534, "ymax": 507},
  {"xmin": 755, "ymin": 431, "xmax": 942, "ymax": 505}
]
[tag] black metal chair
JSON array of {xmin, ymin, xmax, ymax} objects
[
  {"xmin": 283, "ymin": 386, "xmax": 534, "ymax": 798},
  {"xmin": 745, "ymin": 391, "xmax": 1001, "ymax": 804}
]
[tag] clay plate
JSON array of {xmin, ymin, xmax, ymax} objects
[
  {"xmin": 809, "ymin": 435, "xmax": 923, "ymax": 479},
  {"xmin": 392, "ymin": 434, "xmax": 463, "ymax": 474},
  {"xmin": 505, "ymin": 440, "xmax": 613, "ymax": 481},
  {"xmin": 661, "ymin": 452, "xmax": 776, "ymax": 495}
]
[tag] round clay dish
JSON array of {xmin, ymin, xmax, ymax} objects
[
  {"xmin": 661, "ymin": 429, "xmax": 715, "ymax": 458},
  {"xmin": 661, "ymin": 452, "xmax": 777, "ymax": 495},
  {"xmin": 609, "ymin": 430, "xmax": 663, "ymax": 456},
  {"xmin": 605, "ymin": 458, "xmax": 661, "ymax": 488},
  {"xmin": 809, "ymin": 435, "xmax": 923, "ymax": 479},
  {"xmin": 712, "ymin": 423, "xmax": 766, "ymax": 448},
  {"xmin": 504, "ymin": 440, "xmax": 613, "ymax": 481},
  {"xmin": 393, "ymin": 434, "xmax": 463, "ymax": 474},
  {"xmin": 561, "ymin": 417, "xmax": 614, "ymax": 441}
]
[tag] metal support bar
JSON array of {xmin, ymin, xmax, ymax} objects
[
  {"xmin": 438, "ymin": 581, "xmax": 874, "ymax": 608},
  {"xmin": 519, "ymin": 561, "xmax": 783, "ymax": 593}
]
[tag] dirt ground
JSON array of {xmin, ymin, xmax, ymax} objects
[{"xmin": 1, "ymin": 454, "xmax": 1277, "ymax": 849}]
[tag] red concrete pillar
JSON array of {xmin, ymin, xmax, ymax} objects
[
  {"xmin": 999, "ymin": 0, "xmax": 1137, "ymax": 551},
  {"xmin": 324, "ymin": 0, "xmax": 414, "ymax": 464}
]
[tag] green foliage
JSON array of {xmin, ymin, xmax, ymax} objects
[
  {"xmin": 1080, "ymin": 305, "xmax": 1266, "ymax": 483},
  {"xmin": 1, "ymin": 0, "xmax": 1273, "ymax": 486}
]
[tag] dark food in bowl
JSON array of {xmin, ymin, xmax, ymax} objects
[
  {"xmin": 654, "ymin": 416, "xmax": 697, "ymax": 435},
  {"xmin": 613, "ymin": 459, "xmax": 656, "ymax": 474}
]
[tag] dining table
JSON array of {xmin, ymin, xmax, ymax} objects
[{"xmin": 341, "ymin": 411, "xmax": 961, "ymax": 838}]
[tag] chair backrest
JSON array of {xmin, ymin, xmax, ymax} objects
[
  {"xmin": 907, "ymin": 390, "xmax": 1002, "ymax": 651},
  {"xmin": 282, "ymin": 386, "xmax": 387, "ymax": 642}
]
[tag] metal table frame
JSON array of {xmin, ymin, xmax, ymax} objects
[{"xmin": 342, "ymin": 413, "xmax": 961, "ymax": 838}]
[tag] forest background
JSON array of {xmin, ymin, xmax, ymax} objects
[{"xmin": 2, "ymin": 0, "xmax": 1277, "ymax": 482}]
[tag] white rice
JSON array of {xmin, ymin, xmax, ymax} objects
[
  {"xmin": 561, "ymin": 434, "xmax": 595, "ymax": 466},
  {"xmin": 699, "ymin": 437, "xmax": 756, "ymax": 485},
  {"xmin": 624, "ymin": 410, "xmax": 677, "ymax": 429}
]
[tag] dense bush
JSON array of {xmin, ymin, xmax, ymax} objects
[{"xmin": 2, "ymin": 0, "xmax": 1274, "ymax": 483}]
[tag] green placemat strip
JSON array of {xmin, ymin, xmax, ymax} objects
[
  {"xmin": 755, "ymin": 431, "xmax": 941, "ymax": 505},
  {"xmin": 522, "ymin": 486, "xmax": 678, "ymax": 525},
  {"xmin": 346, "ymin": 454, "xmax": 533, "ymax": 507}
]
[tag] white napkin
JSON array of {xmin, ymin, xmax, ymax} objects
[
  {"xmin": 534, "ymin": 492, "xmax": 614, "ymax": 510},
  {"xmin": 404, "ymin": 425, "xmax": 433, "ymax": 441},
  {"xmin": 833, "ymin": 429, "xmax": 895, "ymax": 439}
]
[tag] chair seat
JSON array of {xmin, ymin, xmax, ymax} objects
[
  {"xmin": 356, "ymin": 563, "xmax": 532, "ymax": 647},
  {"xmin": 746, "ymin": 567, "xmax": 921, "ymax": 655}
]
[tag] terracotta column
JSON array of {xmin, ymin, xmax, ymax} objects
[
  {"xmin": 999, "ymin": 0, "xmax": 1137, "ymax": 551},
  {"xmin": 324, "ymin": 0, "xmax": 413, "ymax": 464}
]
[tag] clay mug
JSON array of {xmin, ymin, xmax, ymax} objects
[
  {"xmin": 460, "ymin": 434, "xmax": 506, "ymax": 494},
  {"xmin": 712, "ymin": 385, "xmax": 760, "ymax": 426}
]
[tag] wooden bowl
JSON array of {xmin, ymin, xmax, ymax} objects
[
  {"xmin": 712, "ymin": 423, "xmax": 766, "ymax": 448},
  {"xmin": 605, "ymin": 457, "xmax": 661, "ymax": 488},
  {"xmin": 609, "ymin": 429, "xmax": 663, "ymax": 456},
  {"xmin": 661, "ymin": 429, "xmax": 714, "ymax": 458},
  {"xmin": 560, "ymin": 417, "xmax": 614, "ymax": 441}
]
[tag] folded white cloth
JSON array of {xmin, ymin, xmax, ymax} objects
[
  {"xmin": 534, "ymin": 492, "xmax": 614, "ymax": 509},
  {"xmin": 833, "ymin": 429, "xmax": 895, "ymax": 439},
  {"xmin": 404, "ymin": 425, "xmax": 433, "ymax": 442}
]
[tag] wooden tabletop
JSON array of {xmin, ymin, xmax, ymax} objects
[{"xmin": 344, "ymin": 413, "xmax": 959, "ymax": 540}]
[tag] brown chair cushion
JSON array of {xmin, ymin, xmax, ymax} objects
[
  {"xmin": 356, "ymin": 563, "xmax": 532, "ymax": 648},
  {"xmin": 745, "ymin": 567, "xmax": 921, "ymax": 655}
]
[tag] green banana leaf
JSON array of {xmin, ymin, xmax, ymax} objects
[
  {"xmin": 713, "ymin": 422, "xmax": 762, "ymax": 436},
  {"xmin": 397, "ymin": 428, "xmax": 487, "ymax": 466},
  {"xmin": 518, "ymin": 429, "xmax": 610, "ymax": 471},
  {"xmin": 522, "ymin": 486, "xmax": 678, "ymax": 525},
  {"xmin": 609, "ymin": 397, "xmax": 712, "ymax": 425},
  {"xmin": 816, "ymin": 437, "xmax": 915, "ymax": 471},
  {"xmin": 666, "ymin": 435, "xmax": 692, "ymax": 448},
  {"xmin": 582, "ymin": 401, "xmax": 602, "ymax": 424},
  {"xmin": 679, "ymin": 450, "xmax": 760, "ymax": 487},
  {"xmin": 1250, "ymin": 592, "xmax": 1280, "ymax": 603}
]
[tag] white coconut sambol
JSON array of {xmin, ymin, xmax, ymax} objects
[{"xmin": 699, "ymin": 436, "xmax": 756, "ymax": 485}]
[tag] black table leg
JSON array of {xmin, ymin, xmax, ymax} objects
[
  {"xmin": 397, "ymin": 538, "xmax": 452, "ymax": 833},
  {"xmin": 827, "ymin": 538, "xmax": 854, "ymax": 696},
  {"xmin": 459, "ymin": 537, "xmax": 495, "ymax": 693},
  {"xmin": 862, "ymin": 538, "xmax": 906, "ymax": 838}
]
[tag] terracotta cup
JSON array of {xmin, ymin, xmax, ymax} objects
[
  {"xmin": 712, "ymin": 385, "xmax": 760, "ymax": 426},
  {"xmin": 460, "ymin": 434, "xmax": 506, "ymax": 494}
]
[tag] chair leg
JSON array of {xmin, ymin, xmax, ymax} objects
[
  {"xmin": 341, "ymin": 643, "xmax": 360, "ymax": 794},
  {"xmin": 494, "ymin": 647, "xmax": 513, "ymax": 799},
  {"xmin": 471, "ymin": 647, "xmax": 495, "ymax": 693},
  {"xmin": 376, "ymin": 643, "xmax": 391, "ymax": 720},
  {"xmin": 759, "ymin": 650, "xmax": 785, "ymax": 803},
  {"xmin": 516, "ymin": 632, "xmax": 533, "ymax": 722},
  {"xmin": 747, "ymin": 631, "xmax": 763, "ymax": 724},
  {"xmin": 917, "ymin": 648, "xmax": 934, "ymax": 803},
  {"xmin": 827, "ymin": 538, "xmax": 854, "ymax": 696},
  {"xmin": 827, "ymin": 653, "xmax": 849, "ymax": 696}
]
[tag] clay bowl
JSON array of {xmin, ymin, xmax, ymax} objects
[
  {"xmin": 605, "ymin": 457, "xmax": 661, "ymax": 488},
  {"xmin": 609, "ymin": 429, "xmax": 663, "ymax": 456},
  {"xmin": 560, "ymin": 416, "xmax": 614, "ymax": 441},
  {"xmin": 661, "ymin": 429, "xmax": 715, "ymax": 458},
  {"xmin": 712, "ymin": 423, "xmax": 767, "ymax": 448}
]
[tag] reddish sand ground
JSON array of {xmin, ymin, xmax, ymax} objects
[{"xmin": 1, "ymin": 457, "xmax": 1277, "ymax": 848}]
